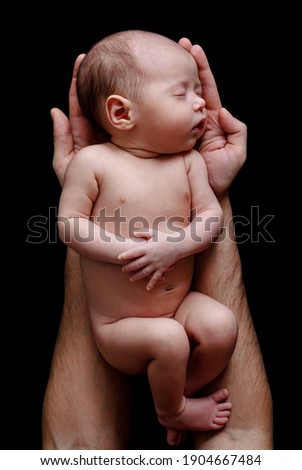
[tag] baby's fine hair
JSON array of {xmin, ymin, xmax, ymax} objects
[{"xmin": 77, "ymin": 30, "xmax": 156, "ymax": 128}]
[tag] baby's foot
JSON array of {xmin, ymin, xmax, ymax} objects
[{"xmin": 159, "ymin": 389, "xmax": 232, "ymax": 446}]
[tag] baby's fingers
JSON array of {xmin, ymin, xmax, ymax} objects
[
  {"xmin": 118, "ymin": 246, "xmax": 146, "ymax": 261},
  {"xmin": 146, "ymin": 270, "xmax": 166, "ymax": 291},
  {"xmin": 122, "ymin": 256, "xmax": 148, "ymax": 273},
  {"xmin": 129, "ymin": 265, "xmax": 155, "ymax": 282}
]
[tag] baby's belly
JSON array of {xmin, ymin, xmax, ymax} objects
[{"xmin": 81, "ymin": 256, "xmax": 194, "ymax": 324}]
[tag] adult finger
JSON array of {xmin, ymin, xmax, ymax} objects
[
  {"xmin": 69, "ymin": 54, "xmax": 86, "ymax": 119},
  {"xmin": 190, "ymin": 44, "xmax": 222, "ymax": 111},
  {"xmin": 219, "ymin": 108, "xmax": 247, "ymax": 155},
  {"xmin": 51, "ymin": 107, "xmax": 73, "ymax": 186},
  {"xmin": 178, "ymin": 37, "xmax": 192, "ymax": 51}
]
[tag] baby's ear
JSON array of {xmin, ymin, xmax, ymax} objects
[{"xmin": 106, "ymin": 95, "xmax": 136, "ymax": 130}]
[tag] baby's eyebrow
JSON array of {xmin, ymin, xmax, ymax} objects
[
  {"xmin": 168, "ymin": 78, "xmax": 202, "ymax": 94},
  {"xmin": 168, "ymin": 82, "xmax": 186, "ymax": 95},
  {"xmin": 171, "ymin": 79, "xmax": 188, "ymax": 88}
]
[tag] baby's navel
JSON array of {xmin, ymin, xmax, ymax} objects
[
  {"xmin": 119, "ymin": 196, "xmax": 127, "ymax": 203},
  {"xmin": 165, "ymin": 284, "xmax": 174, "ymax": 292},
  {"xmin": 185, "ymin": 191, "xmax": 190, "ymax": 200}
]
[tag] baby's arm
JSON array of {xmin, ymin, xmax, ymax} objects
[
  {"xmin": 58, "ymin": 147, "xmax": 133, "ymax": 263},
  {"xmin": 179, "ymin": 149, "xmax": 223, "ymax": 255},
  {"xmin": 119, "ymin": 150, "xmax": 222, "ymax": 289}
]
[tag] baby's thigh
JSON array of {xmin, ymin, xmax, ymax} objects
[
  {"xmin": 96, "ymin": 316, "xmax": 189, "ymax": 375},
  {"xmin": 175, "ymin": 291, "xmax": 237, "ymax": 346}
]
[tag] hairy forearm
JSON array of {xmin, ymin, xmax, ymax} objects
[
  {"xmin": 193, "ymin": 199, "xmax": 243, "ymax": 308},
  {"xmin": 192, "ymin": 196, "xmax": 273, "ymax": 449},
  {"xmin": 42, "ymin": 248, "xmax": 131, "ymax": 450}
]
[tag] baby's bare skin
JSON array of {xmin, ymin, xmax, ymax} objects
[
  {"xmin": 59, "ymin": 138, "xmax": 235, "ymax": 443},
  {"xmin": 80, "ymin": 143, "xmax": 194, "ymax": 323},
  {"xmin": 59, "ymin": 142, "xmax": 235, "ymax": 445}
]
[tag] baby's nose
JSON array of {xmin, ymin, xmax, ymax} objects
[{"xmin": 193, "ymin": 96, "xmax": 206, "ymax": 111}]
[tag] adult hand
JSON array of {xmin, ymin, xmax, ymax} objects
[
  {"xmin": 51, "ymin": 54, "xmax": 105, "ymax": 186},
  {"xmin": 179, "ymin": 38, "xmax": 247, "ymax": 197}
]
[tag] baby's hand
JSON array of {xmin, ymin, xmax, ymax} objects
[{"xmin": 118, "ymin": 230, "xmax": 181, "ymax": 290}]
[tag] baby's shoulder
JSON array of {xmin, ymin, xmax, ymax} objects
[
  {"xmin": 76, "ymin": 142, "xmax": 113, "ymax": 158},
  {"xmin": 183, "ymin": 149, "xmax": 206, "ymax": 168},
  {"xmin": 69, "ymin": 142, "xmax": 114, "ymax": 169},
  {"xmin": 183, "ymin": 148, "xmax": 204, "ymax": 159}
]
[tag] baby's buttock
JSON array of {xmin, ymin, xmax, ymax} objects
[{"xmin": 81, "ymin": 256, "xmax": 194, "ymax": 324}]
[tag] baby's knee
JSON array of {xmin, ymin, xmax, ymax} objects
[
  {"xmin": 220, "ymin": 306, "xmax": 238, "ymax": 347},
  {"xmin": 201, "ymin": 305, "xmax": 237, "ymax": 351},
  {"xmin": 212, "ymin": 306, "xmax": 238, "ymax": 349},
  {"xmin": 157, "ymin": 319, "xmax": 190, "ymax": 362}
]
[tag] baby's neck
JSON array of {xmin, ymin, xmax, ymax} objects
[{"xmin": 110, "ymin": 139, "xmax": 160, "ymax": 159}]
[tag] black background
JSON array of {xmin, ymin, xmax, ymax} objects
[{"xmin": 11, "ymin": 4, "xmax": 297, "ymax": 450}]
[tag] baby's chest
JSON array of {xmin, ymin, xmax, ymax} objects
[{"xmin": 93, "ymin": 162, "xmax": 191, "ymax": 221}]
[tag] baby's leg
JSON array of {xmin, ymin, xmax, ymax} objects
[
  {"xmin": 175, "ymin": 291, "xmax": 238, "ymax": 397},
  {"xmin": 94, "ymin": 317, "xmax": 191, "ymax": 418},
  {"xmin": 164, "ymin": 292, "xmax": 237, "ymax": 446},
  {"xmin": 95, "ymin": 315, "xmax": 235, "ymax": 447}
]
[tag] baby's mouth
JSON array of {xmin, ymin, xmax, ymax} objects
[{"xmin": 193, "ymin": 117, "xmax": 206, "ymax": 132}]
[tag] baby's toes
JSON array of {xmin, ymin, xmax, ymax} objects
[
  {"xmin": 217, "ymin": 401, "xmax": 232, "ymax": 412},
  {"xmin": 217, "ymin": 409, "xmax": 231, "ymax": 418},
  {"xmin": 213, "ymin": 416, "xmax": 229, "ymax": 426}
]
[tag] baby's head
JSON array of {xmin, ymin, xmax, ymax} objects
[
  {"xmin": 77, "ymin": 30, "xmax": 206, "ymax": 154},
  {"xmin": 77, "ymin": 30, "xmax": 146, "ymax": 130}
]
